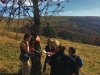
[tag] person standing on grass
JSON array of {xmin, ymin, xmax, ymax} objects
[
  {"xmin": 49, "ymin": 41, "xmax": 76, "ymax": 75},
  {"xmin": 46, "ymin": 40, "xmax": 60, "ymax": 56},
  {"xmin": 29, "ymin": 32, "xmax": 36, "ymax": 75},
  {"xmin": 19, "ymin": 33, "xmax": 31, "ymax": 75},
  {"xmin": 68, "ymin": 47, "xmax": 84, "ymax": 75},
  {"xmin": 29, "ymin": 32, "xmax": 41, "ymax": 75},
  {"xmin": 43, "ymin": 38, "xmax": 55, "ymax": 73}
]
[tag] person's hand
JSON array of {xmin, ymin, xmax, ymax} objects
[
  {"xmin": 46, "ymin": 52, "xmax": 51, "ymax": 55},
  {"xmin": 30, "ymin": 48, "xmax": 34, "ymax": 52},
  {"xmin": 46, "ymin": 52, "xmax": 54, "ymax": 56},
  {"xmin": 43, "ymin": 50, "xmax": 47, "ymax": 54},
  {"xmin": 72, "ymin": 73, "xmax": 75, "ymax": 75},
  {"xmin": 77, "ymin": 67, "xmax": 81, "ymax": 69}
]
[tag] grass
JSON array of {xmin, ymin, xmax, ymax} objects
[{"xmin": 0, "ymin": 29, "xmax": 100, "ymax": 75}]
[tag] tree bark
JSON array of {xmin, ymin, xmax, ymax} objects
[{"xmin": 31, "ymin": 0, "xmax": 42, "ymax": 75}]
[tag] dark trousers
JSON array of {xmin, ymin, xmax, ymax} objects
[
  {"xmin": 50, "ymin": 66, "xmax": 68, "ymax": 75},
  {"xmin": 30, "ymin": 54, "xmax": 34, "ymax": 68},
  {"xmin": 68, "ymin": 68, "xmax": 79, "ymax": 75},
  {"xmin": 43, "ymin": 56, "xmax": 50, "ymax": 73},
  {"xmin": 30, "ymin": 54, "xmax": 34, "ymax": 75}
]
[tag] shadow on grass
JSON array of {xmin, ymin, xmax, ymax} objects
[
  {"xmin": 0, "ymin": 69, "xmax": 22, "ymax": 75},
  {"xmin": 0, "ymin": 69, "xmax": 50, "ymax": 75}
]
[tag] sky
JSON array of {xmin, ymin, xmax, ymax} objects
[
  {"xmin": 0, "ymin": 0, "xmax": 100, "ymax": 17},
  {"xmin": 59, "ymin": 0, "xmax": 100, "ymax": 16}
]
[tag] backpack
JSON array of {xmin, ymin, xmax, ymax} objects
[{"xmin": 76, "ymin": 55, "xmax": 84, "ymax": 68}]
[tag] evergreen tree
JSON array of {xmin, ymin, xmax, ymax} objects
[{"xmin": 43, "ymin": 25, "xmax": 57, "ymax": 38}]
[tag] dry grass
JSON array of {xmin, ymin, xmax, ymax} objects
[{"xmin": 0, "ymin": 29, "xmax": 100, "ymax": 75}]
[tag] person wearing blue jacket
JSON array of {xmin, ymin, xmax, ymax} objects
[{"xmin": 68, "ymin": 47, "xmax": 83, "ymax": 75}]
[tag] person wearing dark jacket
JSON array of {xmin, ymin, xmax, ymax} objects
[
  {"xmin": 68, "ymin": 47, "xmax": 82, "ymax": 75},
  {"xmin": 43, "ymin": 38, "xmax": 55, "ymax": 73},
  {"xmin": 49, "ymin": 44, "xmax": 76, "ymax": 75}
]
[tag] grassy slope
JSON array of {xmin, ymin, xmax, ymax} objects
[
  {"xmin": 0, "ymin": 29, "xmax": 100, "ymax": 75},
  {"xmin": 0, "ymin": 16, "xmax": 100, "ymax": 75}
]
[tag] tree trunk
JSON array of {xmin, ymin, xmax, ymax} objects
[{"xmin": 31, "ymin": 0, "xmax": 42, "ymax": 75}]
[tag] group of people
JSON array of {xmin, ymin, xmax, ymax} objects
[
  {"xmin": 19, "ymin": 33, "xmax": 37, "ymax": 75},
  {"xmin": 19, "ymin": 33, "xmax": 83, "ymax": 75},
  {"xmin": 43, "ymin": 38, "xmax": 83, "ymax": 75}
]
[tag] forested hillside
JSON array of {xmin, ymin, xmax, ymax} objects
[
  {"xmin": 43, "ymin": 16, "xmax": 100, "ymax": 46},
  {"xmin": 1, "ymin": 16, "xmax": 100, "ymax": 46}
]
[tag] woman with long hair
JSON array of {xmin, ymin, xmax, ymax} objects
[
  {"xmin": 43, "ymin": 38, "xmax": 55, "ymax": 73},
  {"xmin": 19, "ymin": 33, "xmax": 31, "ymax": 75}
]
